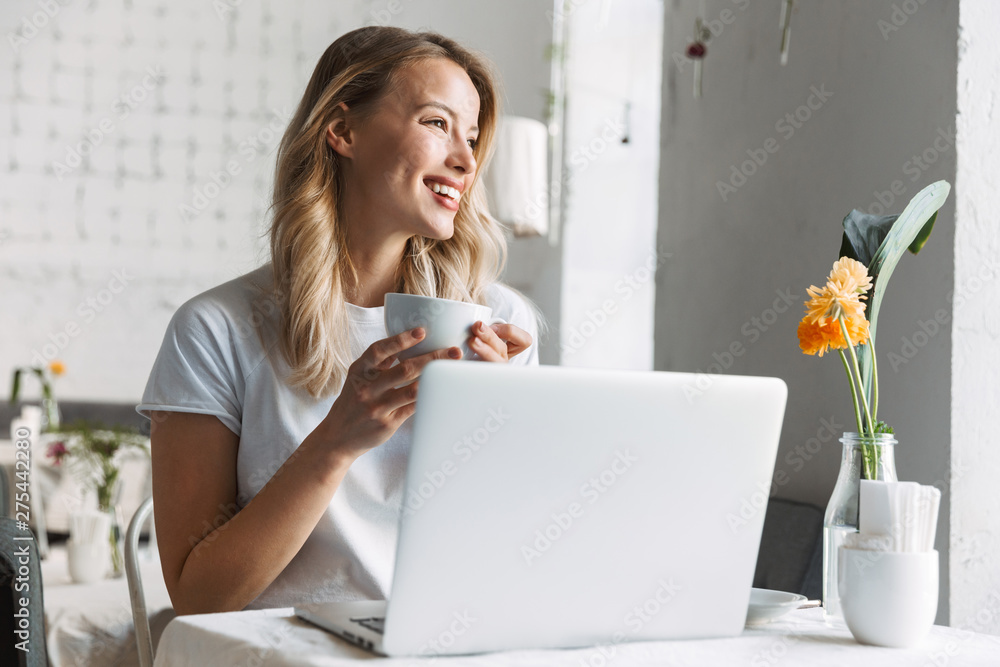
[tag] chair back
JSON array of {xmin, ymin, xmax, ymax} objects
[
  {"xmin": 0, "ymin": 518, "xmax": 48, "ymax": 666},
  {"xmin": 753, "ymin": 497, "xmax": 824, "ymax": 599},
  {"xmin": 125, "ymin": 496, "xmax": 155, "ymax": 667},
  {"xmin": 0, "ymin": 466, "xmax": 9, "ymax": 517}
]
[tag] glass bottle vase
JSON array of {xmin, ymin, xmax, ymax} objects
[
  {"xmin": 822, "ymin": 431, "xmax": 897, "ymax": 623},
  {"xmin": 98, "ymin": 479, "xmax": 126, "ymax": 578},
  {"xmin": 102, "ymin": 504, "xmax": 125, "ymax": 578},
  {"xmin": 41, "ymin": 397, "xmax": 61, "ymax": 432}
]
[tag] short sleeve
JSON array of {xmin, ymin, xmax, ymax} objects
[
  {"xmin": 136, "ymin": 299, "xmax": 245, "ymax": 437},
  {"xmin": 487, "ymin": 284, "xmax": 541, "ymax": 367}
]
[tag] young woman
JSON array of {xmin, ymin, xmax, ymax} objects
[{"xmin": 137, "ymin": 26, "xmax": 540, "ymax": 615}]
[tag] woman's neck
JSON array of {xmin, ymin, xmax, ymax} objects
[{"xmin": 344, "ymin": 234, "xmax": 408, "ymax": 308}]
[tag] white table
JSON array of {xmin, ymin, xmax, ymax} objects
[
  {"xmin": 41, "ymin": 543, "xmax": 175, "ymax": 667},
  {"xmin": 153, "ymin": 606, "xmax": 1000, "ymax": 666}
]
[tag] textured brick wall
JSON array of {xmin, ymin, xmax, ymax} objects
[
  {"xmin": 1, "ymin": 0, "xmax": 370, "ymax": 401},
  {"xmin": 1, "ymin": 0, "xmax": 559, "ymax": 403}
]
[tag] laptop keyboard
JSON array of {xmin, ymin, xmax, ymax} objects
[{"xmin": 350, "ymin": 616, "xmax": 385, "ymax": 635}]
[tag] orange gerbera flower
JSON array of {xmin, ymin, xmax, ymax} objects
[
  {"xmin": 798, "ymin": 311, "xmax": 870, "ymax": 356},
  {"xmin": 798, "ymin": 318, "xmax": 837, "ymax": 356},
  {"xmin": 48, "ymin": 360, "xmax": 66, "ymax": 376}
]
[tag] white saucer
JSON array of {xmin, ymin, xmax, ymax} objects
[{"xmin": 745, "ymin": 588, "xmax": 808, "ymax": 626}]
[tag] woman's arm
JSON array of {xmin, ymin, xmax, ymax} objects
[
  {"xmin": 151, "ymin": 409, "xmax": 351, "ymax": 614},
  {"xmin": 152, "ymin": 327, "xmax": 459, "ymax": 614}
]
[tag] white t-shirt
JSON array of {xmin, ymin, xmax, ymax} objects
[{"xmin": 136, "ymin": 263, "xmax": 539, "ymax": 609}]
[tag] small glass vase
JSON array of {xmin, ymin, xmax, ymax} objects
[
  {"xmin": 822, "ymin": 431, "xmax": 897, "ymax": 623},
  {"xmin": 41, "ymin": 396, "xmax": 61, "ymax": 432},
  {"xmin": 101, "ymin": 504, "xmax": 125, "ymax": 579},
  {"xmin": 98, "ymin": 480, "xmax": 126, "ymax": 579}
]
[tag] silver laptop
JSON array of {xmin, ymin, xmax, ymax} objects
[{"xmin": 296, "ymin": 362, "xmax": 787, "ymax": 657}]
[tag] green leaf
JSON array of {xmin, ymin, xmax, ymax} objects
[
  {"xmin": 857, "ymin": 181, "xmax": 951, "ymax": 401},
  {"xmin": 907, "ymin": 211, "xmax": 937, "ymax": 255},
  {"xmin": 840, "ymin": 211, "xmax": 900, "ymax": 267},
  {"xmin": 10, "ymin": 368, "xmax": 21, "ymax": 404},
  {"xmin": 874, "ymin": 420, "xmax": 894, "ymax": 435}
]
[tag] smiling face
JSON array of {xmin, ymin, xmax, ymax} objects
[{"xmin": 331, "ymin": 57, "xmax": 482, "ymax": 246}]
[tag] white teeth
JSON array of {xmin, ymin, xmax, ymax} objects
[{"xmin": 428, "ymin": 181, "xmax": 460, "ymax": 200}]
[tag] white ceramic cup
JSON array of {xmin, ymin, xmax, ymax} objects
[
  {"xmin": 67, "ymin": 538, "xmax": 110, "ymax": 584},
  {"xmin": 384, "ymin": 293, "xmax": 506, "ymax": 361},
  {"xmin": 838, "ymin": 547, "xmax": 938, "ymax": 648}
]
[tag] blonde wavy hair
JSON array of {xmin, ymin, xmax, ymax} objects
[{"xmin": 268, "ymin": 26, "xmax": 509, "ymax": 397}]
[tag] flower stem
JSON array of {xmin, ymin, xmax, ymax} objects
[
  {"xmin": 867, "ymin": 334, "xmax": 882, "ymax": 479},
  {"xmin": 839, "ymin": 316, "xmax": 874, "ymax": 436},
  {"xmin": 838, "ymin": 350, "xmax": 864, "ymax": 436},
  {"xmin": 870, "ymin": 334, "xmax": 880, "ymax": 424}
]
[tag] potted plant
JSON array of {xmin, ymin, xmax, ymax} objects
[
  {"xmin": 46, "ymin": 419, "xmax": 149, "ymax": 578},
  {"xmin": 796, "ymin": 180, "xmax": 950, "ymax": 620},
  {"xmin": 9, "ymin": 359, "xmax": 66, "ymax": 432}
]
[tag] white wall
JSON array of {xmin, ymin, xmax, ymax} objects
[
  {"xmin": 655, "ymin": 1, "xmax": 958, "ymax": 623},
  {"xmin": 382, "ymin": 0, "xmax": 563, "ymax": 364},
  {"xmin": 388, "ymin": 0, "xmax": 665, "ymax": 372},
  {"xmin": 559, "ymin": 0, "xmax": 662, "ymax": 370},
  {"xmin": 1, "ymin": 0, "xmax": 370, "ymax": 402},
  {"xmin": 0, "ymin": 0, "xmax": 561, "ymax": 399},
  {"xmin": 951, "ymin": 0, "xmax": 1000, "ymax": 636},
  {"xmin": 1, "ymin": 0, "xmax": 665, "ymax": 394}
]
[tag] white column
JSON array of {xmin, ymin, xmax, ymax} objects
[{"xmin": 950, "ymin": 0, "xmax": 1000, "ymax": 635}]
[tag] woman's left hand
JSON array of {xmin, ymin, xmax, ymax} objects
[{"xmin": 468, "ymin": 321, "xmax": 532, "ymax": 363}]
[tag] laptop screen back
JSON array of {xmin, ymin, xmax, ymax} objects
[{"xmin": 383, "ymin": 362, "xmax": 787, "ymax": 656}]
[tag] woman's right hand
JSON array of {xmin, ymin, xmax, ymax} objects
[{"xmin": 321, "ymin": 327, "xmax": 461, "ymax": 462}]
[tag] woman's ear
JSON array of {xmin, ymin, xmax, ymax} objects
[{"xmin": 325, "ymin": 102, "xmax": 354, "ymax": 158}]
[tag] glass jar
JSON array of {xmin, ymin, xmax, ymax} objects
[
  {"xmin": 98, "ymin": 478, "xmax": 126, "ymax": 578},
  {"xmin": 822, "ymin": 432, "xmax": 897, "ymax": 622},
  {"xmin": 105, "ymin": 504, "xmax": 125, "ymax": 578},
  {"xmin": 41, "ymin": 396, "xmax": 61, "ymax": 432}
]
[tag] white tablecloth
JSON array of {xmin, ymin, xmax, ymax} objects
[
  {"xmin": 42, "ymin": 543, "xmax": 175, "ymax": 667},
  {"xmin": 153, "ymin": 606, "xmax": 1000, "ymax": 666}
]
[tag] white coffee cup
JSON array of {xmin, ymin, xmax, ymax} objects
[
  {"xmin": 838, "ymin": 547, "xmax": 938, "ymax": 648},
  {"xmin": 67, "ymin": 538, "xmax": 110, "ymax": 584},
  {"xmin": 384, "ymin": 293, "xmax": 506, "ymax": 361}
]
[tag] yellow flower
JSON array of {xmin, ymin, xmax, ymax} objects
[
  {"xmin": 828, "ymin": 257, "xmax": 873, "ymax": 298},
  {"xmin": 803, "ymin": 258, "xmax": 873, "ymax": 323},
  {"xmin": 804, "ymin": 284, "xmax": 868, "ymax": 323},
  {"xmin": 48, "ymin": 360, "xmax": 66, "ymax": 376}
]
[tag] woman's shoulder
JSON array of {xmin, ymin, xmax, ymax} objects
[
  {"xmin": 484, "ymin": 281, "xmax": 526, "ymax": 310},
  {"xmin": 483, "ymin": 283, "xmax": 540, "ymax": 332},
  {"xmin": 169, "ymin": 264, "xmax": 279, "ymax": 339}
]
